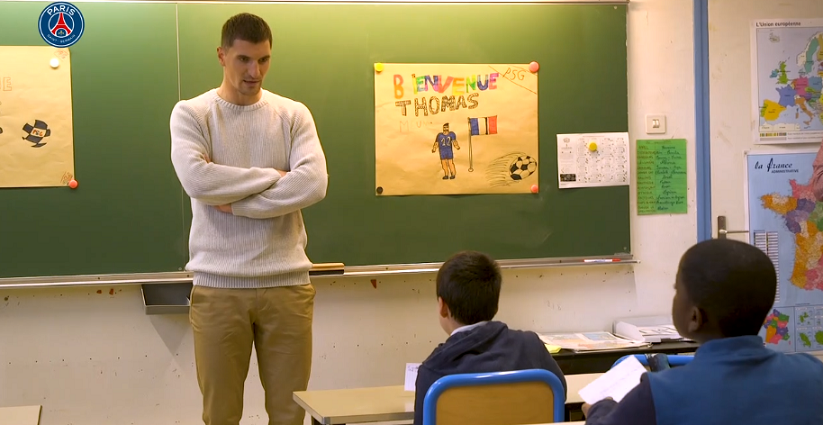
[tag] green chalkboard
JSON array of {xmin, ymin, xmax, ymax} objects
[
  {"xmin": 0, "ymin": 1, "xmax": 187, "ymax": 279},
  {"xmin": 0, "ymin": 1, "xmax": 630, "ymax": 280},
  {"xmin": 177, "ymin": 3, "xmax": 631, "ymax": 267}
]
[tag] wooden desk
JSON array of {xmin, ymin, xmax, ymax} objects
[
  {"xmin": 0, "ymin": 405, "xmax": 41, "ymax": 425},
  {"xmin": 553, "ymin": 341, "xmax": 700, "ymax": 375},
  {"xmin": 536, "ymin": 422, "xmax": 584, "ymax": 425},
  {"xmin": 293, "ymin": 374, "xmax": 599, "ymax": 425}
]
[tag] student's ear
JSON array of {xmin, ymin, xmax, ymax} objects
[
  {"xmin": 687, "ymin": 306, "xmax": 706, "ymax": 334},
  {"xmin": 437, "ymin": 297, "xmax": 450, "ymax": 318}
]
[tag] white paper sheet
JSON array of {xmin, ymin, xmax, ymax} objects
[
  {"xmin": 578, "ymin": 355, "xmax": 646, "ymax": 404},
  {"xmin": 404, "ymin": 363, "xmax": 421, "ymax": 391},
  {"xmin": 556, "ymin": 132, "xmax": 630, "ymax": 189}
]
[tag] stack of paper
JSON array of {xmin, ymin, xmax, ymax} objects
[
  {"xmin": 537, "ymin": 331, "xmax": 650, "ymax": 352},
  {"xmin": 613, "ymin": 315, "xmax": 692, "ymax": 343}
]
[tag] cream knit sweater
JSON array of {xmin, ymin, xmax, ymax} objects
[{"xmin": 169, "ymin": 89, "xmax": 328, "ymax": 288}]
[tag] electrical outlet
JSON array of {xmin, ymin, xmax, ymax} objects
[{"xmin": 645, "ymin": 115, "xmax": 667, "ymax": 134}]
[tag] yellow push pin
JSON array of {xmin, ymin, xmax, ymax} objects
[
  {"xmin": 587, "ymin": 141, "xmax": 598, "ymax": 152},
  {"xmin": 374, "ymin": 63, "xmax": 384, "ymax": 73}
]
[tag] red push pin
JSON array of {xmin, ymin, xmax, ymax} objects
[
  {"xmin": 530, "ymin": 184, "xmax": 538, "ymax": 193},
  {"xmin": 68, "ymin": 179, "xmax": 78, "ymax": 189},
  {"xmin": 529, "ymin": 61, "xmax": 540, "ymax": 73}
]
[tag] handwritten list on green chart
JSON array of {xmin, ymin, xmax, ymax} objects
[{"xmin": 636, "ymin": 139, "xmax": 687, "ymax": 214}]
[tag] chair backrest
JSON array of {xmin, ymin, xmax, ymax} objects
[
  {"xmin": 612, "ymin": 353, "xmax": 694, "ymax": 371},
  {"xmin": 421, "ymin": 369, "xmax": 566, "ymax": 425}
]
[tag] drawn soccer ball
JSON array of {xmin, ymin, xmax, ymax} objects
[{"xmin": 510, "ymin": 156, "xmax": 538, "ymax": 180}]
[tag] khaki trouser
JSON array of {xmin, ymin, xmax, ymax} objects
[{"xmin": 189, "ymin": 283, "xmax": 316, "ymax": 425}]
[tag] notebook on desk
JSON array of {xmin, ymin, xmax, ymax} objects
[
  {"xmin": 537, "ymin": 331, "xmax": 650, "ymax": 352},
  {"xmin": 613, "ymin": 315, "xmax": 693, "ymax": 343}
]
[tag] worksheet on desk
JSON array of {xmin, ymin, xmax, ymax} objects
[
  {"xmin": 537, "ymin": 331, "xmax": 649, "ymax": 351},
  {"xmin": 404, "ymin": 363, "xmax": 421, "ymax": 391}
]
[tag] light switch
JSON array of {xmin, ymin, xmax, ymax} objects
[{"xmin": 645, "ymin": 114, "xmax": 667, "ymax": 134}]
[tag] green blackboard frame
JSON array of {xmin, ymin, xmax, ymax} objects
[{"xmin": 0, "ymin": 0, "xmax": 631, "ymax": 284}]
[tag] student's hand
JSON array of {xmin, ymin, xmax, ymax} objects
[{"xmin": 582, "ymin": 397, "xmax": 614, "ymax": 418}]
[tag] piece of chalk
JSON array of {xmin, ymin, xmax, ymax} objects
[
  {"xmin": 529, "ymin": 61, "xmax": 539, "ymax": 73},
  {"xmin": 68, "ymin": 179, "xmax": 78, "ymax": 189},
  {"xmin": 374, "ymin": 63, "xmax": 384, "ymax": 72},
  {"xmin": 50, "ymin": 58, "xmax": 60, "ymax": 69},
  {"xmin": 530, "ymin": 184, "xmax": 538, "ymax": 193}
]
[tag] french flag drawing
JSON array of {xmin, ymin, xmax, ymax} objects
[{"xmin": 469, "ymin": 116, "xmax": 498, "ymax": 136}]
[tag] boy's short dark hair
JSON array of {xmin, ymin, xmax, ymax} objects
[
  {"xmin": 221, "ymin": 13, "xmax": 273, "ymax": 49},
  {"xmin": 436, "ymin": 251, "xmax": 501, "ymax": 325},
  {"xmin": 677, "ymin": 238, "xmax": 777, "ymax": 337}
]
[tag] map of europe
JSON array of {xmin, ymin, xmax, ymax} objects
[
  {"xmin": 753, "ymin": 20, "xmax": 823, "ymax": 143},
  {"xmin": 760, "ymin": 41, "xmax": 823, "ymax": 126}
]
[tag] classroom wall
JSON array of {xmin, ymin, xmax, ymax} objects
[
  {"xmin": 708, "ymin": 0, "xmax": 823, "ymax": 236},
  {"xmin": 706, "ymin": 0, "xmax": 823, "ymax": 365},
  {"xmin": 0, "ymin": 1, "xmax": 698, "ymax": 424}
]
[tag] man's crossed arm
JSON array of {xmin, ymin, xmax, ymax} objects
[
  {"xmin": 169, "ymin": 101, "xmax": 328, "ymax": 219},
  {"xmin": 170, "ymin": 102, "xmax": 284, "ymax": 206},
  {"xmin": 229, "ymin": 103, "xmax": 328, "ymax": 219}
]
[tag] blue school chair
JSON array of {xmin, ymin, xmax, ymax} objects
[
  {"xmin": 612, "ymin": 353, "xmax": 694, "ymax": 371},
  {"xmin": 421, "ymin": 369, "xmax": 566, "ymax": 425}
]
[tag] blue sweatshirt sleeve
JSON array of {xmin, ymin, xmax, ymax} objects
[
  {"xmin": 585, "ymin": 373, "xmax": 657, "ymax": 425},
  {"xmin": 543, "ymin": 354, "xmax": 568, "ymax": 399},
  {"xmin": 413, "ymin": 364, "xmax": 441, "ymax": 425}
]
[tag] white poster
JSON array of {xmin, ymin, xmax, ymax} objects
[{"xmin": 556, "ymin": 132, "xmax": 630, "ymax": 189}]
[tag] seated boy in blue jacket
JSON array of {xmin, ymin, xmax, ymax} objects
[
  {"xmin": 584, "ymin": 238, "xmax": 823, "ymax": 425},
  {"xmin": 413, "ymin": 250, "xmax": 567, "ymax": 425}
]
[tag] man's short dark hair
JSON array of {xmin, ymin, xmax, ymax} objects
[
  {"xmin": 436, "ymin": 251, "xmax": 501, "ymax": 325},
  {"xmin": 221, "ymin": 13, "xmax": 273, "ymax": 49},
  {"xmin": 677, "ymin": 238, "xmax": 777, "ymax": 337}
]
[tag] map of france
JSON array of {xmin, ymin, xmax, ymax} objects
[
  {"xmin": 761, "ymin": 176, "xmax": 823, "ymax": 291},
  {"xmin": 763, "ymin": 309, "xmax": 790, "ymax": 344}
]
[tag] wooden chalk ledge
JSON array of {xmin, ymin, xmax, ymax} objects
[{"xmin": 310, "ymin": 263, "xmax": 345, "ymax": 276}]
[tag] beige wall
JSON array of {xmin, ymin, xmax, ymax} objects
[{"xmin": 708, "ymin": 0, "xmax": 823, "ymax": 236}]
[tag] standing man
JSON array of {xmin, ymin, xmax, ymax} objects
[
  {"xmin": 432, "ymin": 122, "xmax": 460, "ymax": 179},
  {"xmin": 169, "ymin": 13, "xmax": 328, "ymax": 425}
]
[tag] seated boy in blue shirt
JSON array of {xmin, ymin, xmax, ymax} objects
[
  {"xmin": 412, "ymin": 250, "xmax": 567, "ymax": 425},
  {"xmin": 584, "ymin": 238, "xmax": 823, "ymax": 425}
]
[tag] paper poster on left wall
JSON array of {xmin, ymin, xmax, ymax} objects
[{"xmin": 0, "ymin": 46, "xmax": 75, "ymax": 188}]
